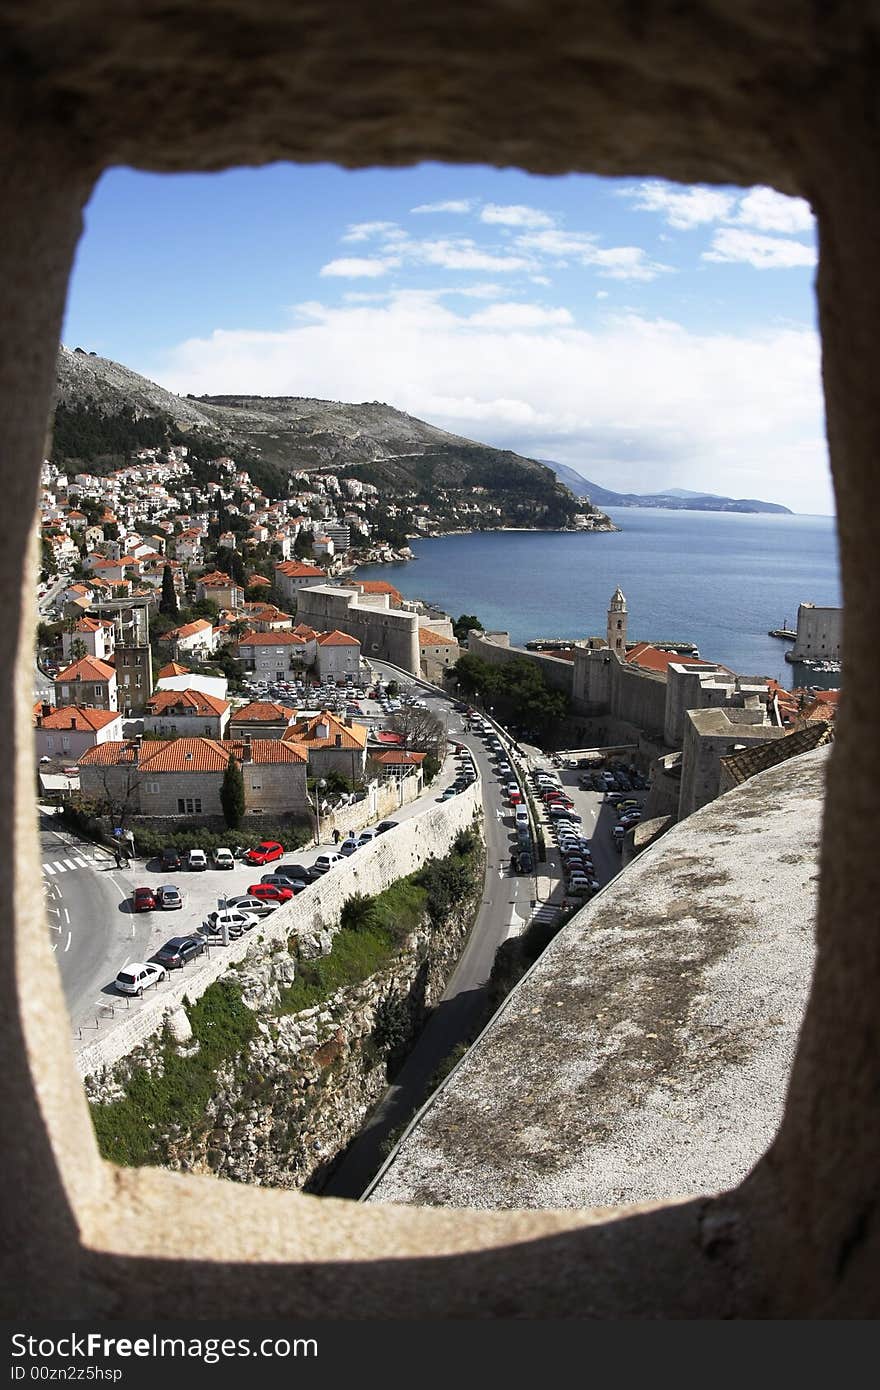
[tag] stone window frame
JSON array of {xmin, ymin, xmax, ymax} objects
[{"xmin": 3, "ymin": 2, "xmax": 876, "ymax": 1320}]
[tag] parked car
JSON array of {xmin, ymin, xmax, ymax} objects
[
  {"xmin": 187, "ymin": 848, "xmax": 208, "ymax": 871},
  {"xmin": 211, "ymin": 847, "xmax": 235, "ymax": 870},
  {"xmin": 225, "ymin": 894, "xmax": 281, "ymax": 916},
  {"xmin": 247, "ymin": 882, "xmax": 295, "ymax": 903},
  {"xmin": 115, "ymin": 961, "xmax": 166, "ymax": 996},
  {"xmin": 202, "ymin": 908, "xmax": 257, "ymax": 938},
  {"xmin": 260, "ymin": 873, "xmax": 307, "ymax": 892},
  {"xmin": 155, "ymin": 884, "xmax": 183, "ymax": 910},
  {"xmin": 313, "ymin": 853, "xmax": 343, "ymax": 874},
  {"xmin": 244, "ymin": 840, "xmax": 284, "ymax": 865},
  {"xmin": 517, "ymin": 850, "xmax": 533, "ymax": 874},
  {"xmin": 357, "ymin": 829, "xmax": 378, "ymax": 847},
  {"xmin": 339, "ymin": 839, "xmax": 360, "ymax": 856},
  {"xmin": 280, "ymin": 863, "xmax": 313, "ymax": 882},
  {"xmin": 132, "ymin": 886, "xmax": 156, "ymax": 913},
  {"xmin": 375, "ymin": 821, "xmax": 398, "ymax": 834},
  {"xmin": 160, "ymin": 847, "xmax": 181, "ymax": 871},
  {"xmin": 153, "ymin": 935, "xmax": 205, "ymax": 969}
]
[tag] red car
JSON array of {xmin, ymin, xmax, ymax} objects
[
  {"xmin": 243, "ymin": 840, "xmax": 284, "ymax": 866},
  {"xmin": 246, "ymin": 882, "xmax": 294, "ymax": 904},
  {"xmin": 132, "ymin": 886, "xmax": 156, "ymax": 912}
]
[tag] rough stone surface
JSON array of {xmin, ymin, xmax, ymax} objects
[
  {"xmin": 165, "ymin": 1008, "xmax": 193, "ymax": 1046},
  {"xmin": 370, "ymin": 749, "xmax": 825, "ymax": 1209}
]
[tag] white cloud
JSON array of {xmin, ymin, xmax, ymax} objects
[
  {"xmin": 341, "ymin": 221, "xmax": 401, "ymax": 243},
  {"xmin": 516, "ymin": 228, "xmax": 671, "ymax": 280},
  {"xmin": 735, "ymin": 186, "xmax": 814, "ymax": 234},
  {"xmin": 596, "ymin": 290, "xmax": 609, "ymax": 299},
  {"xmin": 319, "ymin": 257, "xmax": 396, "ymax": 278},
  {"xmin": 415, "ymin": 239, "xmax": 531, "ymax": 272},
  {"xmin": 480, "ymin": 203, "xmax": 555, "ymax": 228},
  {"xmin": 467, "ymin": 303, "xmax": 574, "ymax": 329},
  {"xmin": 622, "ymin": 181, "xmax": 736, "ymax": 228},
  {"xmin": 155, "ymin": 297, "xmax": 830, "ymax": 512},
  {"xmin": 702, "ymin": 228, "xmax": 817, "ymax": 270},
  {"xmin": 410, "ymin": 199, "xmax": 472, "ymax": 214}
]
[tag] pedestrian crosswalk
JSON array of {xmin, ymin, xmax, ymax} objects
[
  {"xmin": 43, "ymin": 857, "xmax": 90, "ymax": 875},
  {"xmin": 529, "ymin": 902, "xmax": 561, "ymax": 928}
]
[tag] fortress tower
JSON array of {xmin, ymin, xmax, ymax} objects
[{"xmin": 607, "ymin": 586, "xmax": 628, "ymax": 659}]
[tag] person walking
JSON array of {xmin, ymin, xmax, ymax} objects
[{"xmin": 332, "ymin": 827, "xmax": 341, "ymax": 845}]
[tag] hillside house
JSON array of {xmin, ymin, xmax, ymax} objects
[
  {"xmin": 53, "ymin": 655, "xmax": 117, "ymax": 711},
  {"xmin": 282, "ymin": 710, "xmax": 368, "ymax": 781},
  {"xmin": 78, "ymin": 735, "xmax": 309, "ymax": 820},
  {"xmin": 144, "ymin": 688, "xmax": 230, "ymax": 739}
]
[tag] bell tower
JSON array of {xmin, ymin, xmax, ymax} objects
[{"xmin": 607, "ymin": 586, "xmax": 627, "ymax": 659}]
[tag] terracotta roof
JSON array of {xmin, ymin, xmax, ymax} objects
[
  {"xmin": 167, "ymin": 618, "xmax": 213, "ymax": 640},
  {"xmin": 74, "ymin": 616, "xmax": 102, "ymax": 633},
  {"xmin": 282, "ymin": 710, "xmax": 368, "ymax": 750},
  {"xmin": 145, "ymin": 688, "xmax": 229, "ymax": 717},
  {"xmin": 157, "ymin": 661, "xmax": 191, "ymax": 678},
  {"xmin": 373, "ymin": 750, "xmax": 427, "ymax": 766},
  {"xmin": 275, "ymin": 560, "xmax": 325, "ymax": 578},
  {"xmin": 419, "ymin": 628, "xmax": 456, "ymax": 646},
  {"xmin": 34, "ymin": 706, "xmax": 120, "ymax": 732},
  {"xmin": 237, "ymin": 629, "xmax": 311, "ymax": 646},
  {"xmin": 317, "ymin": 629, "xmax": 360, "ymax": 646},
  {"xmin": 246, "ymin": 574, "xmax": 271, "ymax": 586},
  {"xmin": 719, "ymin": 722, "xmax": 834, "ymax": 788},
  {"xmin": 198, "ymin": 570, "xmax": 234, "ymax": 586},
  {"xmin": 624, "ymin": 643, "xmax": 713, "ymax": 675},
  {"xmin": 79, "ymin": 736, "xmax": 307, "ymax": 772},
  {"xmin": 230, "ymin": 701, "xmax": 293, "ymax": 723},
  {"xmin": 350, "ymin": 579, "xmax": 403, "ymax": 606},
  {"xmin": 55, "ymin": 655, "xmax": 116, "ymax": 683}
]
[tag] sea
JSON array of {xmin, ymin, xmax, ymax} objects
[{"xmin": 353, "ymin": 507, "xmax": 842, "ymax": 689}]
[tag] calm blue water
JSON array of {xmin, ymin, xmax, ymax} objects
[{"xmin": 354, "ymin": 508, "xmax": 841, "ymax": 686}]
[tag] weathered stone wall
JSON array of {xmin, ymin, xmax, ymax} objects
[
  {"xmin": 296, "ymin": 586, "xmax": 420, "ymax": 673},
  {"xmin": 466, "ymin": 630, "xmax": 575, "ymax": 695}
]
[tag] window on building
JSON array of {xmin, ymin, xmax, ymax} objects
[
  {"xmin": 146, "ymin": 782, "xmax": 159, "ymax": 794},
  {"xmin": 177, "ymin": 798, "xmax": 185, "ymax": 813},
  {"xmin": 250, "ymin": 778, "xmax": 262, "ymax": 791}
]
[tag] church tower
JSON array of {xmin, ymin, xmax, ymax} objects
[{"xmin": 607, "ymin": 586, "xmax": 627, "ymax": 659}]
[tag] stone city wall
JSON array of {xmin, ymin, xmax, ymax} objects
[{"xmin": 295, "ymin": 585, "xmax": 420, "ymax": 673}]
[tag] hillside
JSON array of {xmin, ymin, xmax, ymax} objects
[
  {"xmin": 546, "ymin": 458, "xmax": 793, "ymax": 515},
  {"xmin": 53, "ymin": 347, "xmax": 613, "ymax": 532}
]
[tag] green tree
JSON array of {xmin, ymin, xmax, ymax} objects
[
  {"xmin": 220, "ymin": 754, "xmax": 245, "ymax": 829},
  {"xmin": 453, "ymin": 613, "xmax": 483, "ymax": 642},
  {"xmin": 340, "ymin": 893, "xmax": 380, "ymax": 934},
  {"xmin": 225, "ymin": 547, "xmax": 248, "ymax": 587},
  {"xmin": 159, "ymin": 563, "xmax": 179, "ymax": 619},
  {"xmin": 40, "ymin": 538, "xmax": 58, "ymax": 576},
  {"xmin": 70, "ymin": 637, "xmax": 87, "ymax": 661}
]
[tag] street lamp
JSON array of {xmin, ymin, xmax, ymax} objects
[{"xmin": 314, "ymin": 776, "xmax": 327, "ymax": 843}]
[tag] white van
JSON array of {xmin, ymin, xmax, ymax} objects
[
  {"xmin": 187, "ymin": 848, "xmax": 208, "ymax": 871},
  {"xmin": 515, "ymin": 806, "xmax": 530, "ymax": 828}
]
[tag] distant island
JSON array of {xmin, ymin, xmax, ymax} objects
[{"xmin": 545, "ymin": 459, "xmax": 793, "ymax": 515}]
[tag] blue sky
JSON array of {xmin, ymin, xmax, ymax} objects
[{"xmin": 63, "ymin": 162, "xmax": 829, "ymax": 513}]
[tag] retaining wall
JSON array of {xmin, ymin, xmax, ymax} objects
[{"xmin": 75, "ymin": 781, "xmax": 481, "ymax": 1079}]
